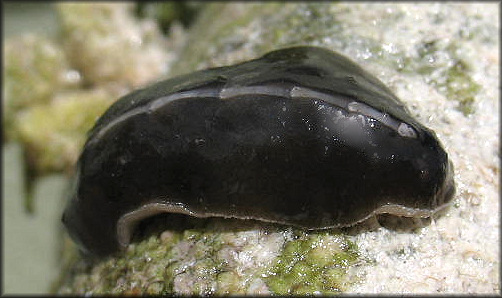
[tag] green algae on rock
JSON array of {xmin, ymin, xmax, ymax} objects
[
  {"xmin": 400, "ymin": 39, "xmax": 483, "ymax": 116},
  {"xmin": 56, "ymin": 2, "xmax": 169, "ymax": 90},
  {"xmin": 4, "ymin": 3, "xmax": 172, "ymax": 176},
  {"xmin": 3, "ymin": 34, "xmax": 80, "ymax": 140},
  {"xmin": 264, "ymin": 232, "xmax": 360, "ymax": 294},
  {"xmin": 15, "ymin": 89, "xmax": 114, "ymax": 174},
  {"xmin": 56, "ymin": 221, "xmax": 363, "ymax": 295}
]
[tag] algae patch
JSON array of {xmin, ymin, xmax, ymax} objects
[
  {"xmin": 15, "ymin": 89, "xmax": 113, "ymax": 174},
  {"xmin": 264, "ymin": 231, "xmax": 360, "ymax": 295},
  {"xmin": 442, "ymin": 60, "xmax": 481, "ymax": 116},
  {"xmin": 4, "ymin": 3, "xmax": 171, "ymax": 175},
  {"xmin": 56, "ymin": 219, "xmax": 364, "ymax": 295},
  {"xmin": 3, "ymin": 34, "xmax": 80, "ymax": 141},
  {"xmin": 57, "ymin": 3, "xmax": 168, "ymax": 89},
  {"xmin": 402, "ymin": 39, "xmax": 482, "ymax": 116}
]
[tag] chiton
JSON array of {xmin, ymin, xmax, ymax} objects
[{"xmin": 62, "ymin": 46, "xmax": 455, "ymax": 257}]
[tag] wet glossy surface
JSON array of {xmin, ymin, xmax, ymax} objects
[{"xmin": 62, "ymin": 46, "xmax": 455, "ymax": 257}]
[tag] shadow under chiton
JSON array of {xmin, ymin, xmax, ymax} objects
[{"xmin": 62, "ymin": 46, "xmax": 455, "ymax": 257}]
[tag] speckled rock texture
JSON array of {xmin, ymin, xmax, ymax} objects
[{"xmin": 54, "ymin": 3, "xmax": 499, "ymax": 295}]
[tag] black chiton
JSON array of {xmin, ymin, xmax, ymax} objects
[{"xmin": 62, "ymin": 46, "xmax": 455, "ymax": 257}]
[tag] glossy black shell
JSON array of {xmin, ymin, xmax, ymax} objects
[{"xmin": 62, "ymin": 46, "xmax": 455, "ymax": 257}]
